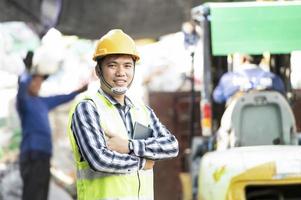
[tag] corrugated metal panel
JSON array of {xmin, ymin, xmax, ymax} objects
[
  {"xmin": 149, "ymin": 91, "xmax": 202, "ymax": 200},
  {"xmin": 0, "ymin": 0, "xmax": 200, "ymax": 39}
]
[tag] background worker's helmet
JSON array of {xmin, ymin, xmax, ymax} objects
[
  {"xmin": 31, "ymin": 46, "xmax": 62, "ymax": 76},
  {"xmin": 93, "ymin": 29, "xmax": 140, "ymax": 62}
]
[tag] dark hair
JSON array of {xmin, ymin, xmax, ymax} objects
[
  {"xmin": 251, "ymin": 55, "xmax": 262, "ymax": 65},
  {"xmin": 243, "ymin": 54, "xmax": 262, "ymax": 65},
  {"xmin": 23, "ymin": 51, "xmax": 34, "ymax": 71},
  {"xmin": 32, "ymin": 74, "xmax": 49, "ymax": 80},
  {"xmin": 96, "ymin": 57, "xmax": 104, "ymax": 67}
]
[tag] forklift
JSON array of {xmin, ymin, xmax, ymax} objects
[{"xmin": 186, "ymin": 1, "xmax": 301, "ymax": 199}]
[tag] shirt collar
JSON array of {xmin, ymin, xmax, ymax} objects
[
  {"xmin": 239, "ymin": 63, "xmax": 258, "ymax": 70},
  {"xmin": 97, "ymin": 89, "xmax": 134, "ymax": 108}
]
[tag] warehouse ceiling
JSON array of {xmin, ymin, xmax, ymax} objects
[{"xmin": 0, "ymin": 0, "xmax": 201, "ymax": 39}]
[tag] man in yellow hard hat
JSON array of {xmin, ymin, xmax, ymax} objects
[{"xmin": 67, "ymin": 29, "xmax": 179, "ymax": 200}]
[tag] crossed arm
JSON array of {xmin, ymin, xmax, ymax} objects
[{"xmin": 71, "ymin": 101, "xmax": 179, "ymax": 174}]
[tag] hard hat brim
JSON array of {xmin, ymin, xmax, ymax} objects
[{"xmin": 93, "ymin": 53, "xmax": 140, "ymax": 62}]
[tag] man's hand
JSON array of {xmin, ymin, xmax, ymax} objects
[
  {"xmin": 143, "ymin": 159, "xmax": 155, "ymax": 170},
  {"xmin": 76, "ymin": 83, "xmax": 88, "ymax": 93},
  {"xmin": 107, "ymin": 135, "xmax": 129, "ymax": 154},
  {"xmin": 106, "ymin": 131, "xmax": 155, "ymax": 170}
]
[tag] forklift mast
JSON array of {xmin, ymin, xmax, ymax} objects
[{"xmin": 191, "ymin": 1, "xmax": 301, "ymax": 136}]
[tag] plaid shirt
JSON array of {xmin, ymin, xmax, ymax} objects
[{"xmin": 71, "ymin": 90, "xmax": 179, "ymax": 174}]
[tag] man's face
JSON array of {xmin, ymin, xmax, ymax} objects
[
  {"xmin": 98, "ymin": 54, "xmax": 135, "ymax": 95},
  {"xmin": 28, "ymin": 75, "xmax": 44, "ymax": 96}
]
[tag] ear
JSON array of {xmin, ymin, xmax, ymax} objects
[{"xmin": 95, "ymin": 64, "xmax": 101, "ymax": 78}]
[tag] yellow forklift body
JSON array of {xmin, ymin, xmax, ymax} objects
[{"xmin": 198, "ymin": 146, "xmax": 301, "ymax": 200}]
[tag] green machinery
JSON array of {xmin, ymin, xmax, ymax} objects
[{"xmin": 187, "ymin": 1, "xmax": 301, "ymax": 200}]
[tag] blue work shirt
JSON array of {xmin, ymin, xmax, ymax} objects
[
  {"xmin": 213, "ymin": 66, "xmax": 285, "ymax": 104},
  {"xmin": 17, "ymin": 72, "xmax": 79, "ymax": 159}
]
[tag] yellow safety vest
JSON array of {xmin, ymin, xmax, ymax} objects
[{"xmin": 67, "ymin": 92, "xmax": 154, "ymax": 200}]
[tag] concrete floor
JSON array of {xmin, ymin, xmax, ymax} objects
[{"xmin": 0, "ymin": 166, "xmax": 73, "ymax": 200}]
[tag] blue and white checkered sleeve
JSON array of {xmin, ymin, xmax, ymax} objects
[
  {"xmin": 131, "ymin": 106, "xmax": 179, "ymax": 160},
  {"xmin": 71, "ymin": 100, "xmax": 145, "ymax": 173}
]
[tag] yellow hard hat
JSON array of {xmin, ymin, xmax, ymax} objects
[{"xmin": 93, "ymin": 29, "xmax": 140, "ymax": 61}]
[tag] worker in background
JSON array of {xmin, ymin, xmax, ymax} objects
[
  {"xmin": 68, "ymin": 29, "xmax": 179, "ymax": 200},
  {"xmin": 16, "ymin": 52, "xmax": 87, "ymax": 200},
  {"xmin": 213, "ymin": 54, "xmax": 285, "ymax": 105},
  {"xmin": 213, "ymin": 54, "xmax": 285, "ymax": 150}
]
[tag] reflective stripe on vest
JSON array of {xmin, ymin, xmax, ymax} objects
[{"xmin": 67, "ymin": 92, "xmax": 153, "ymax": 200}]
